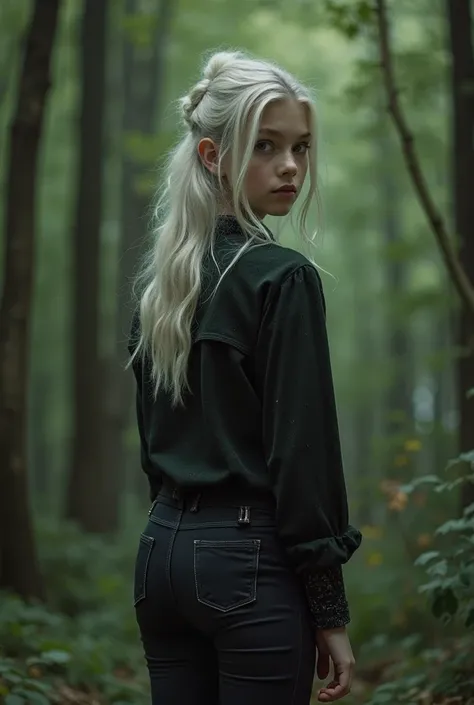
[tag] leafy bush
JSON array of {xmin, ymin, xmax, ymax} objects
[
  {"xmin": 364, "ymin": 446, "xmax": 474, "ymax": 704},
  {"xmin": 0, "ymin": 518, "xmax": 148, "ymax": 705},
  {"xmin": 409, "ymin": 454, "xmax": 474, "ymax": 630},
  {"xmin": 36, "ymin": 518, "xmax": 136, "ymax": 617}
]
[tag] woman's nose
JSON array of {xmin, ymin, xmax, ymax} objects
[{"xmin": 278, "ymin": 152, "xmax": 298, "ymax": 175}]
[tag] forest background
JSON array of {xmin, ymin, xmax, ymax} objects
[{"xmin": 0, "ymin": 0, "xmax": 473, "ymax": 703}]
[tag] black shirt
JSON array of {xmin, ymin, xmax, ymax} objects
[{"xmin": 129, "ymin": 215, "xmax": 362, "ymax": 629}]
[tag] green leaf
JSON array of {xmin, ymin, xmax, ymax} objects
[
  {"xmin": 23, "ymin": 693, "xmax": 49, "ymax": 705},
  {"xmin": 426, "ymin": 559, "xmax": 447, "ymax": 577},
  {"xmin": 414, "ymin": 550, "xmax": 440, "ymax": 567},
  {"xmin": 447, "ymin": 450, "xmax": 474, "ymax": 470},
  {"xmin": 436, "ymin": 518, "xmax": 470, "ymax": 535},
  {"xmin": 401, "ymin": 475, "xmax": 441, "ymax": 494},
  {"xmin": 464, "ymin": 502, "xmax": 474, "ymax": 517},
  {"xmin": 419, "ymin": 579, "xmax": 442, "ymax": 594},
  {"xmin": 0, "ymin": 661, "xmax": 21, "ymax": 676},
  {"xmin": 465, "ymin": 608, "xmax": 474, "ymax": 628},
  {"xmin": 10, "ymin": 690, "xmax": 50, "ymax": 705},
  {"xmin": 5, "ymin": 695, "xmax": 25, "ymax": 705},
  {"xmin": 432, "ymin": 588, "xmax": 458, "ymax": 618},
  {"xmin": 40, "ymin": 650, "xmax": 71, "ymax": 665}
]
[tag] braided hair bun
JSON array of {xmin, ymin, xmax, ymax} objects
[{"xmin": 181, "ymin": 51, "xmax": 245, "ymax": 127}]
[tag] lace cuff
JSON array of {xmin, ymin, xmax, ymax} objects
[{"xmin": 302, "ymin": 566, "xmax": 350, "ymax": 630}]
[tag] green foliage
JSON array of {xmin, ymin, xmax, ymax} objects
[
  {"xmin": 364, "ymin": 446, "xmax": 474, "ymax": 704},
  {"xmin": 365, "ymin": 637, "xmax": 474, "ymax": 705},
  {"xmin": 36, "ymin": 517, "xmax": 136, "ymax": 617},
  {"xmin": 323, "ymin": 0, "xmax": 374, "ymax": 39},
  {"xmin": 0, "ymin": 520, "xmax": 148, "ymax": 704}
]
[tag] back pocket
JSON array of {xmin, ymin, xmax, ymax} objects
[
  {"xmin": 134, "ymin": 533, "xmax": 154, "ymax": 606},
  {"xmin": 194, "ymin": 539, "xmax": 260, "ymax": 612}
]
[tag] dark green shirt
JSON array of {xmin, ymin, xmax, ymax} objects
[{"xmin": 129, "ymin": 215, "xmax": 362, "ymax": 629}]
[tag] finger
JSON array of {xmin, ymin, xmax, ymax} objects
[
  {"xmin": 317, "ymin": 681, "xmax": 349, "ymax": 702},
  {"xmin": 316, "ymin": 651, "xmax": 330, "ymax": 680}
]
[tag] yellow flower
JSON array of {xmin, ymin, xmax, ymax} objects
[
  {"xmin": 367, "ymin": 552, "xmax": 383, "ymax": 566},
  {"xmin": 394, "ymin": 454, "xmax": 408, "ymax": 467},
  {"xmin": 404, "ymin": 439, "xmax": 422, "ymax": 452}
]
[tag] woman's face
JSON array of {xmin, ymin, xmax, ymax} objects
[
  {"xmin": 241, "ymin": 99, "xmax": 311, "ymax": 219},
  {"xmin": 198, "ymin": 98, "xmax": 311, "ymax": 219}
]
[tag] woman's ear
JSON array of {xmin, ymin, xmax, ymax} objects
[{"xmin": 198, "ymin": 138, "xmax": 220, "ymax": 174}]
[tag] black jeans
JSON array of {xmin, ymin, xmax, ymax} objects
[{"xmin": 134, "ymin": 486, "xmax": 316, "ymax": 705}]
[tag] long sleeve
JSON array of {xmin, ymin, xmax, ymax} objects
[
  {"xmin": 128, "ymin": 312, "xmax": 161, "ymax": 502},
  {"xmin": 256, "ymin": 265, "xmax": 362, "ymax": 628}
]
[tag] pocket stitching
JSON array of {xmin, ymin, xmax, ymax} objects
[
  {"xmin": 194, "ymin": 539, "xmax": 260, "ymax": 613},
  {"xmin": 134, "ymin": 533, "xmax": 155, "ymax": 607}
]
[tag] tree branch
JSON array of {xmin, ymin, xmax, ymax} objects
[{"xmin": 375, "ymin": 0, "xmax": 474, "ymax": 316}]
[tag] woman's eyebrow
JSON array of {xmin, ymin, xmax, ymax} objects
[{"xmin": 258, "ymin": 127, "xmax": 311, "ymax": 140}]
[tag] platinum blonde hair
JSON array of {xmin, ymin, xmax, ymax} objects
[{"xmin": 130, "ymin": 49, "xmax": 319, "ymax": 406}]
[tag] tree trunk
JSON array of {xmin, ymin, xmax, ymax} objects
[
  {"xmin": 65, "ymin": 0, "xmax": 109, "ymax": 532},
  {"xmin": 378, "ymin": 120, "xmax": 412, "ymax": 440},
  {"xmin": 0, "ymin": 0, "xmax": 61, "ymax": 599},
  {"xmin": 102, "ymin": 0, "xmax": 174, "ymax": 512},
  {"xmin": 30, "ymin": 371, "xmax": 50, "ymax": 502},
  {"xmin": 446, "ymin": 0, "xmax": 474, "ymax": 509}
]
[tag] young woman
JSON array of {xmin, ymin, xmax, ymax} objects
[{"xmin": 128, "ymin": 49, "xmax": 362, "ymax": 705}]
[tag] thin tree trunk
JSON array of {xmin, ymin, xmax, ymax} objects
[
  {"xmin": 65, "ymin": 0, "xmax": 109, "ymax": 531},
  {"xmin": 376, "ymin": 0, "xmax": 474, "ymax": 315},
  {"xmin": 0, "ymin": 0, "xmax": 61, "ymax": 599},
  {"xmin": 446, "ymin": 0, "xmax": 474, "ymax": 509},
  {"xmin": 380, "ymin": 136, "xmax": 412, "ymax": 435}
]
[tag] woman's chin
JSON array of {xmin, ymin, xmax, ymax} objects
[{"xmin": 266, "ymin": 203, "xmax": 294, "ymax": 217}]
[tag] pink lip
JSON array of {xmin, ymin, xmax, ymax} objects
[{"xmin": 274, "ymin": 185, "xmax": 297, "ymax": 193}]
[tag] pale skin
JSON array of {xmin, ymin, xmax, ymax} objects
[
  {"xmin": 198, "ymin": 98, "xmax": 356, "ymax": 702},
  {"xmin": 198, "ymin": 98, "xmax": 310, "ymax": 219}
]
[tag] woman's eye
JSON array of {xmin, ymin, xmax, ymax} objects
[
  {"xmin": 294, "ymin": 142, "xmax": 311, "ymax": 154},
  {"xmin": 255, "ymin": 140, "xmax": 273, "ymax": 153}
]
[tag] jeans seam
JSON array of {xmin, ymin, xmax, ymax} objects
[
  {"xmin": 253, "ymin": 539, "xmax": 261, "ymax": 603},
  {"xmin": 181, "ymin": 520, "xmax": 274, "ymax": 530},
  {"xmin": 165, "ymin": 506, "xmax": 182, "ymax": 608},
  {"xmin": 195, "ymin": 540, "xmax": 260, "ymax": 547},
  {"xmin": 193, "ymin": 539, "xmax": 260, "ymax": 612},
  {"xmin": 149, "ymin": 515, "xmax": 178, "ymax": 529},
  {"xmin": 291, "ymin": 605, "xmax": 303, "ymax": 705},
  {"xmin": 134, "ymin": 533, "xmax": 155, "ymax": 606}
]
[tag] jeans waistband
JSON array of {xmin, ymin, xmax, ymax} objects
[{"xmin": 153, "ymin": 482, "xmax": 276, "ymax": 526}]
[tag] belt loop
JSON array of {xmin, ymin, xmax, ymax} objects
[
  {"xmin": 190, "ymin": 492, "xmax": 201, "ymax": 513},
  {"xmin": 238, "ymin": 505, "xmax": 251, "ymax": 525},
  {"xmin": 172, "ymin": 488, "xmax": 180, "ymax": 501},
  {"xmin": 148, "ymin": 498, "xmax": 158, "ymax": 516}
]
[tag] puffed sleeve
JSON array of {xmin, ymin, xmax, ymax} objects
[
  {"xmin": 128, "ymin": 311, "xmax": 161, "ymax": 502},
  {"xmin": 255, "ymin": 265, "xmax": 362, "ymax": 629}
]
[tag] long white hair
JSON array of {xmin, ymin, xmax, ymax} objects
[{"xmin": 129, "ymin": 49, "xmax": 319, "ymax": 406}]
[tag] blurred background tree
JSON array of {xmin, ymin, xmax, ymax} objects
[{"xmin": 0, "ymin": 0, "xmax": 472, "ymax": 703}]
